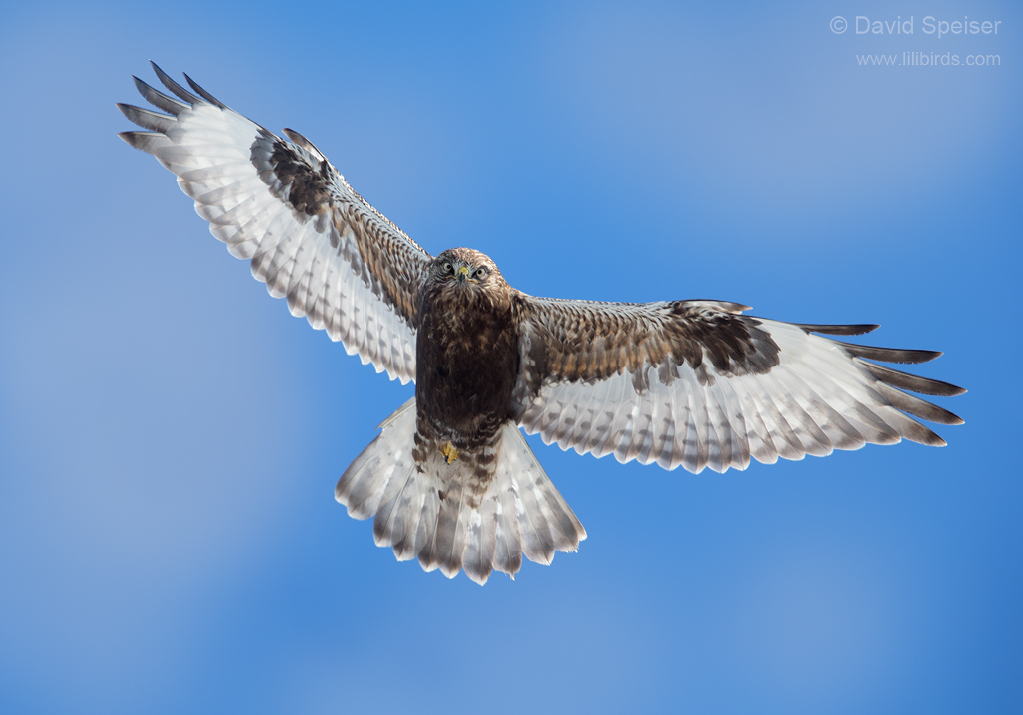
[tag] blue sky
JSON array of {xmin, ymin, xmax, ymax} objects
[{"xmin": 1, "ymin": 1, "xmax": 1020, "ymax": 713}]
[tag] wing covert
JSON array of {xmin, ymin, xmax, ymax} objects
[{"xmin": 118, "ymin": 63, "xmax": 430, "ymax": 383}]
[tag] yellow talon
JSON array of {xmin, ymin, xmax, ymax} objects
[{"xmin": 441, "ymin": 442, "xmax": 459, "ymax": 464}]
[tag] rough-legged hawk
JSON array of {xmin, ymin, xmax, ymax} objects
[{"xmin": 118, "ymin": 64, "xmax": 964, "ymax": 585}]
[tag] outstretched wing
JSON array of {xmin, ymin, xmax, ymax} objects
[
  {"xmin": 511, "ymin": 296, "xmax": 964, "ymax": 473},
  {"xmin": 118, "ymin": 63, "xmax": 430, "ymax": 383}
]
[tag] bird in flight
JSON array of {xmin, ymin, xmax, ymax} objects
[{"xmin": 118, "ymin": 63, "xmax": 964, "ymax": 585}]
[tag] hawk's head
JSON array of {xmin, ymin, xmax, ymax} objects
[{"xmin": 427, "ymin": 248, "xmax": 510, "ymax": 309}]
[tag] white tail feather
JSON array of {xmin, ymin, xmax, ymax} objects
[{"xmin": 335, "ymin": 399, "xmax": 586, "ymax": 584}]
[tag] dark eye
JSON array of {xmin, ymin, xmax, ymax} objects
[
  {"xmin": 475, "ymin": 267, "xmax": 488, "ymax": 279},
  {"xmin": 441, "ymin": 261, "xmax": 453, "ymax": 274}
]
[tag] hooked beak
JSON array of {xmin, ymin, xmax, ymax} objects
[{"xmin": 457, "ymin": 265, "xmax": 469, "ymax": 284}]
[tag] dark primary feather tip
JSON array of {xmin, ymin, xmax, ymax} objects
[
  {"xmin": 861, "ymin": 361, "xmax": 967, "ymax": 397},
  {"xmin": 838, "ymin": 342, "xmax": 943, "ymax": 365},
  {"xmin": 118, "ymin": 130, "xmax": 166, "ymax": 153},
  {"xmin": 183, "ymin": 73, "xmax": 228, "ymax": 109},
  {"xmin": 875, "ymin": 383, "xmax": 964, "ymax": 426},
  {"xmin": 116, "ymin": 102, "xmax": 175, "ymax": 133},
  {"xmin": 149, "ymin": 61, "xmax": 201, "ymax": 105},
  {"xmin": 132, "ymin": 75, "xmax": 187, "ymax": 115},
  {"xmin": 799, "ymin": 323, "xmax": 880, "ymax": 336}
]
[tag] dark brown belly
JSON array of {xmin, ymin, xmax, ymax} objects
[{"xmin": 415, "ymin": 308, "xmax": 518, "ymax": 446}]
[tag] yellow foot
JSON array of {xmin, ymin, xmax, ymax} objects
[{"xmin": 440, "ymin": 441, "xmax": 459, "ymax": 464}]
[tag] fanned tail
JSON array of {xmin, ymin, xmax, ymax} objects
[{"xmin": 335, "ymin": 399, "xmax": 586, "ymax": 585}]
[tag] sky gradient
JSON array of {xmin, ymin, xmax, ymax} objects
[{"xmin": 1, "ymin": 1, "xmax": 1020, "ymax": 713}]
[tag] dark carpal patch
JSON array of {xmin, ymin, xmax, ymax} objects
[
  {"xmin": 667, "ymin": 303, "xmax": 781, "ymax": 375},
  {"xmin": 247, "ymin": 133, "xmax": 329, "ymax": 225},
  {"xmin": 263, "ymin": 137, "xmax": 333, "ymax": 217}
]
